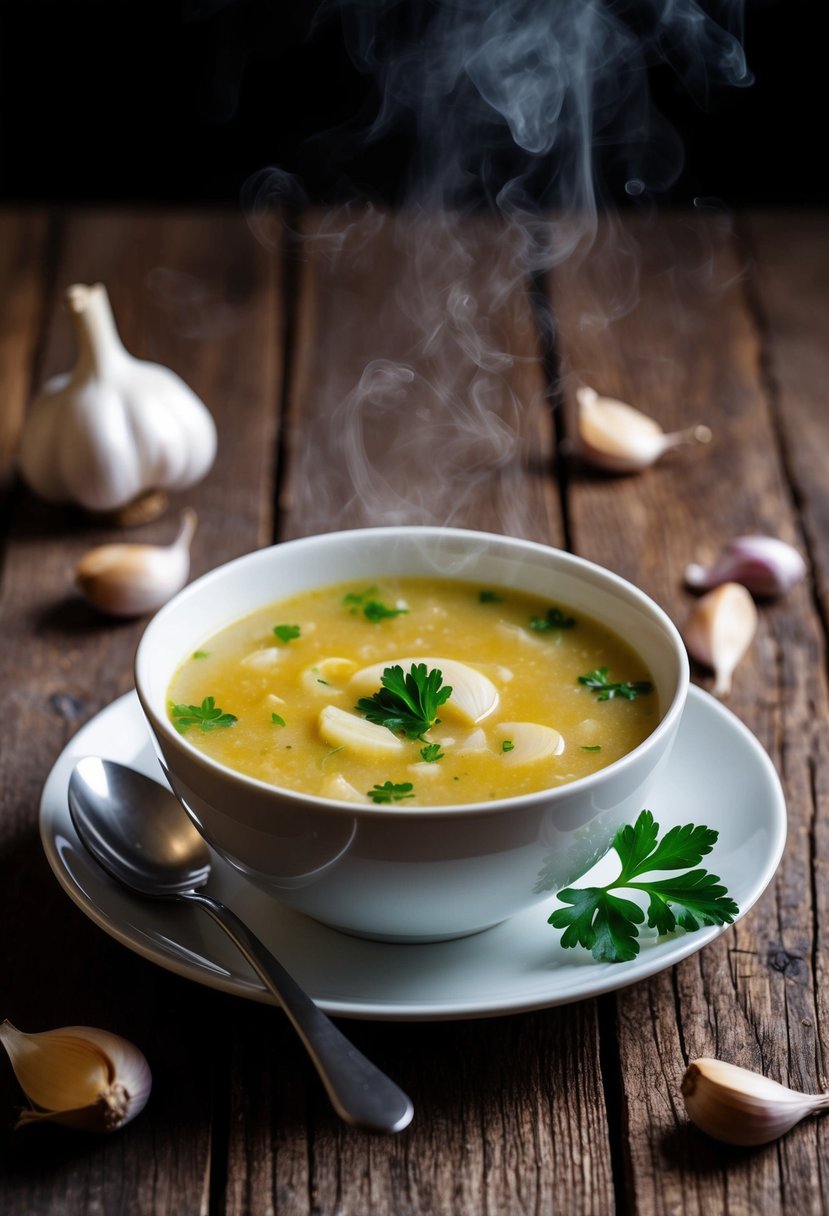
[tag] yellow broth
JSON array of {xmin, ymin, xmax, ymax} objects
[{"xmin": 167, "ymin": 577, "xmax": 659, "ymax": 806}]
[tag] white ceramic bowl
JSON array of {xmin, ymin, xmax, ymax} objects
[{"xmin": 135, "ymin": 526, "xmax": 688, "ymax": 942}]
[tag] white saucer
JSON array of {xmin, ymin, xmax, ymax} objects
[{"xmin": 40, "ymin": 687, "xmax": 786, "ymax": 1021}]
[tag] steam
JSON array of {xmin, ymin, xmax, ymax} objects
[{"xmin": 242, "ymin": 0, "xmax": 750, "ymax": 538}]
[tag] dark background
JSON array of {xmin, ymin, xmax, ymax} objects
[{"xmin": 0, "ymin": 0, "xmax": 822, "ymax": 210}]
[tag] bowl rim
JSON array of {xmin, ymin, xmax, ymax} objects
[{"xmin": 135, "ymin": 525, "xmax": 690, "ymax": 819}]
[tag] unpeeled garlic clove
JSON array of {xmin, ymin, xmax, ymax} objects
[
  {"xmin": 681, "ymin": 1057, "xmax": 829, "ymax": 1147},
  {"xmin": 75, "ymin": 508, "xmax": 197, "ymax": 617},
  {"xmin": 0, "ymin": 1020, "xmax": 151, "ymax": 1133},
  {"xmin": 575, "ymin": 386, "xmax": 712, "ymax": 474},
  {"xmin": 683, "ymin": 581, "xmax": 757, "ymax": 696},
  {"xmin": 685, "ymin": 535, "xmax": 807, "ymax": 598}
]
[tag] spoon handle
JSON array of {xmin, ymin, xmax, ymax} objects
[{"xmin": 182, "ymin": 890, "xmax": 413, "ymax": 1133}]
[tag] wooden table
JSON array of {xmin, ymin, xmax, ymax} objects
[{"xmin": 1, "ymin": 206, "xmax": 827, "ymax": 1215}]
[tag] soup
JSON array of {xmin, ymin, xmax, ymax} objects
[{"xmin": 166, "ymin": 577, "xmax": 658, "ymax": 806}]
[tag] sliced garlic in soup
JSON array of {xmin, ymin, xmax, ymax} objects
[
  {"xmin": 496, "ymin": 722, "xmax": 565, "ymax": 765},
  {"xmin": 301, "ymin": 657, "xmax": 357, "ymax": 696},
  {"xmin": 241, "ymin": 648, "xmax": 282, "ymax": 670},
  {"xmin": 349, "ymin": 658, "xmax": 499, "ymax": 725},
  {"xmin": 453, "ymin": 727, "xmax": 488, "ymax": 755},
  {"xmin": 321, "ymin": 773, "xmax": 371, "ymax": 803},
  {"xmin": 319, "ymin": 705, "xmax": 407, "ymax": 756}
]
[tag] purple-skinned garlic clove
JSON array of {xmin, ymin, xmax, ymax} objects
[
  {"xmin": 685, "ymin": 535, "xmax": 806, "ymax": 598},
  {"xmin": 575, "ymin": 386, "xmax": 712, "ymax": 474},
  {"xmin": 684, "ymin": 582, "xmax": 758, "ymax": 697}
]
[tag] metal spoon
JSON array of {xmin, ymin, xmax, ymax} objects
[{"xmin": 67, "ymin": 755, "xmax": 413, "ymax": 1134}]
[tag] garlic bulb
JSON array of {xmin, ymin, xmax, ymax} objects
[
  {"xmin": 76, "ymin": 509, "xmax": 196, "ymax": 617},
  {"xmin": 683, "ymin": 582, "xmax": 757, "ymax": 696},
  {"xmin": 575, "ymin": 386, "xmax": 711, "ymax": 474},
  {"xmin": 682, "ymin": 1057, "xmax": 829, "ymax": 1146},
  {"xmin": 0, "ymin": 1020, "xmax": 151, "ymax": 1133},
  {"xmin": 686, "ymin": 535, "xmax": 807, "ymax": 598},
  {"xmin": 19, "ymin": 283, "xmax": 216, "ymax": 515}
]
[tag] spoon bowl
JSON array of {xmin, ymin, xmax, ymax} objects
[
  {"xmin": 68, "ymin": 756, "xmax": 413, "ymax": 1134},
  {"xmin": 69, "ymin": 757, "xmax": 210, "ymax": 896}
]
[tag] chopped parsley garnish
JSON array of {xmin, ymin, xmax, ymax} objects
[
  {"xmin": 367, "ymin": 781, "xmax": 415, "ymax": 805},
  {"xmin": 502, "ymin": 739, "xmax": 515, "ymax": 752},
  {"xmin": 581, "ymin": 744, "xmax": 602, "ymax": 752},
  {"xmin": 420, "ymin": 742, "xmax": 444, "ymax": 763},
  {"xmin": 356, "ymin": 663, "xmax": 452, "ymax": 741},
  {"xmin": 171, "ymin": 696, "xmax": 237, "ymax": 734},
  {"xmin": 273, "ymin": 624, "xmax": 301, "ymax": 643},
  {"xmin": 363, "ymin": 600, "xmax": 409, "ymax": 623},
  {"xmin": 343, "ymin": 586, "xmax": 377, "ymax": 610},
  {"xmin": 343, "ymin": 587, "xmax": 408, "ymax": 623},
  {"xmin": 192, "ymin": 650, "xmax": 210, "ymax": 659},
  {"xmin": 530, "ymin": 606, "xmax": 576, "ymax": 632},
  {"xmin": 271, "ymin": 712, "xmax": 286, "ymax": 727},
  {"xmin": 578, "ymin": 667, "xmax": 653, "ymax": 701},
  {"xmin": 478, "ymin": 589, "xmax": 504, "ymax": 604},
  {"xmin": 549, "ymin": 809, "xmax": 738, "ymax": 963}
]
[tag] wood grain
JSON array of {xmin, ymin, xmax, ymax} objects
[
  {"xmin": 281, "ymin": 208, "xmax": 562, "ymax": 545},
  {"xmin": 0, "ymin": 210, "xmax": 280, "ymax": 1216},
  {"xmin": 0, "ymin": 209, "xmax": 53, "ymax": 496},
  {"xmin": 549, "ymin": 212, "xmax": 829, "ymax": 1214}
]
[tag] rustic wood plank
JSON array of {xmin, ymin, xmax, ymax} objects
[
  {"xmin": 550, "ymin": 212, "xmax": 829, "ymax": 1214},
  {"xmin": 281, "ymin": 208, "xmax": 562, "ymax": 544},
  {"xmin": 223, "ymin": 208, "xmax": 616, "ymax": 1215},
  {"xmin": 0, "ymin": 209, "xmax": 280, "ymax": 1216},
  {"xmin": 227, "ymin": 1003, "xmax": 614, "ymax": 1216},
  {"xmin": 0, "ymin": 209, "xmax": 53, "ymax": 497}
]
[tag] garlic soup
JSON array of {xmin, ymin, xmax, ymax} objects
[{"xmin": 166, "ymin": 577, "xmax": 658, "ymax": 807}]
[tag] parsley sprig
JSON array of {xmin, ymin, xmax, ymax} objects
[
  {"xmin": 530, "ymin": 606, "xmax": 576, "ymax": 632},
  {"xmin": 171, "ymin": 696, "xmax": 238, "ymax": 734},
  {"xmin": 578, "ymin": 666, "xmax": 654, "ymax": 701},
  {"xmin": 549, "ymin": 809, "xmax": 738, "ymax": 962},
  {"xmin": 367, "ymin": 781, "xmax": 415, "ymax": 805},
  {"xmin": 356, "ymin": 663, "xmax": 452, "ymax": 741},
  {"xmin": 273, "ymin": 623, "xmax": 301, "ymax": 643},
  {"xmin": 343, "ymin": 587, "xmax": 409, "ymax": 623}
]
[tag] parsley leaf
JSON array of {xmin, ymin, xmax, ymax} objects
[
  {"xmin": 192, "ymin": 650, "xmax": 210, "ymax": 659},
  {"xmin": 530, "ymin": 606, "xmax": 577, "ymax": 632},
  {"xmin": 420, "ymin": 742, "xmax": 444, "ymax": 763},
  {"xmin": 362, "ymin": 600, "xmax": 409, "ymax": 623},
  {"xmin": 343, "ymin": 587, "xmax": 408, "ymax": 623},
  {"xmin": 273, "ymin": 624, "xmax": 301, "ymax": 643},
  {"xmin": 478, "ymin": 589, "xmax": 504, "ymax": 604},
  {"xmin": 367, "ymin": 781, "xmax": 415, "ymax": 805},
  {"xmin": 581, "ymin": 744, "xmax": 602, "ymax": 752},
  {"xmin": 502, "ymin": 739, "xmax": 515, "ymax": 752},
  {"xmin": 548, "ymin": 809, "xmax": 738, "ymax": 962},
  {"xmin": 271, "ymin": 712, "xmax": 286, "ymax": 727},
  {"xmin": 171, "ymin": 696, "xmax": 237, "ymax": 735},
  {"xmin": 578, "ymin": 666, "xmax": 654, "ymax": 701},
  {"xmin": 356, "ymin": 663, "xmax": 453, "ymax": 741}
]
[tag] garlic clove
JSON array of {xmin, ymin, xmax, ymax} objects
[
  {"xmin": 683, "ymin": 581, "xmax": 758, "ymax": 696},
  {"xmin": 685, "ymin": 535, "xmax": 807, "ymax": 598},
  {"xmin": 319, "ymin": 705, "xmax": 407, "ymax": 756},
  {"xmin": 681, "ymin": 1057, "xmax": 829, "ymax": 1147},
  {"xmin": 301, "ymin": 657, "xmax": 358, "ymax": 696},
  {"xmin": 575, "ymin": 386, "xmax": 711, "ymax": 474},
  {"xmin": 495, "ymin": 722, "xmax": 565, "ymax": 764},
  {"xmin": 0, "ymin": 1020, "xmax": 151, "ymax": 1133},
  {"xmin": 75, "ymin": 508, "xmax": 196, "ymax": 617}
]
